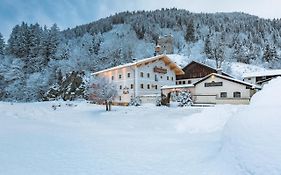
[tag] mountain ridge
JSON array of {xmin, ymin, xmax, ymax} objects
[{"xmin": 0, "ymin": 8, "xmax": 280, "ymax": 101}]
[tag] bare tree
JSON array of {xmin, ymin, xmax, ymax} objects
[{"xmin": 87, "ymin": 77, "xmax": 117, "ymax": 111}]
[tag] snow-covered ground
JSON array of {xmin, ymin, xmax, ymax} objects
[{"xmin": 1, "ymin": 78, "xmax": 281, "ymax": 175}]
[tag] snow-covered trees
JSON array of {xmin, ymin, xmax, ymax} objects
[
  {"xmin": 2, "ymin": 9, "xmax": 281, "ymax": 102},
  {"xmin": 40, "ymin": 24, "xmax": 60, "ymax": 62},
  {"xmin": 87, "ymin": 77, "xmax": 117, "ymax": 111},
  {"xmin": 263, "ymin": 44, "xmax": 279, "ymax": 62},
  {"xmin": 178, "ymin": 91, "xmax": 193, "ymax": 107},
  {"xmin": 44, "ymin": 71, "xmax": 86, "ymax": 101},
  {"xmin": 130, "ymin": 96, "xmax": 141, "ymax": 106},
  {"xmin": 0, "ymin": 33, "xmax": 4, "ymax": 58},
  {"xmin": 185, "ymin": 19, "xmax": 196, "ymax": 43}
]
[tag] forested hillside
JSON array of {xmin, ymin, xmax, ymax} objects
[{"xmin": 0, "ymin": 8, "xmax": 281, "ymax": 101}]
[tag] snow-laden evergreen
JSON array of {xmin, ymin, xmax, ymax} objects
[
  {"xmin": 1, "ymin": 9, "xmax": 281, "ymax": 101},
  {"xmin": 177, "ymin": 91, "xmax": 193, "ymax": 107}
]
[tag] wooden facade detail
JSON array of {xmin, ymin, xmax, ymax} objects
[{"xmin": 176, "ymin": 61, "xmax": 230, "ymax": 80}]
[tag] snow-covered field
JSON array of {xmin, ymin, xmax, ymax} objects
[{"xmin": 1, "ymin": 78, "xmax": 281, "ymax": 175}]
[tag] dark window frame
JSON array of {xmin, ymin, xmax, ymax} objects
[
  {"xmin": 220, "ymin": 92, "xmax": 227, "ymax": 98},
  {"xmin": 233, "ymin": 91, "xmax": 241, "ymax": 98}
]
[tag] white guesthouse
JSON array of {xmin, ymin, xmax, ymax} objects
[
  {"xmin": 192, "ymin": 73, "xmax": 261, "ymax": 104},
  {"xmin": 92, "ymin": 55, "xmax": 184, "ymax": 105},
  {"xmin": 162, "ymin": 72, "xmax": 261, "ymax": 105}
]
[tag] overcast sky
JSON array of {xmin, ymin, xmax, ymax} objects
[{"xmin": 0, "ymin": 0, "xmax": 280, "ymax": 40}]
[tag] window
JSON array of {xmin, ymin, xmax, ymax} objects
[
  {"xmin": 188, "ymin": 80, "xmax": 192, "ymax": 84},
  {"xmin": 179, "ymin": 81, "xmax": 182, "ymax": 85},
  {"xmin": 141, "ymin": 84, "xmax": 144, "ymax": 89},
  {"xmin": 155, "ymin": 75, "xmax": 158, "ymax": 81},
  {"xmin": 147, "ymin": 84, "xmax": 150, "ymax": 89},
  {"xmin": 160, "ymin": 76, "xmax": 163, "ymax": 79},
  {"xmin": 119, "ymin": 96, "xmax": 122, "ymax": 101},
  {"xmin": 167, "ymin": 76, "xmax": 169, "ymax": 80},
  {"xmin": 171, "ymin": 77, "xmax": 174, "ymax": 81},
  {"xmin": 220, "ymin": 92, "xmax": 227, "ymax": 98},
  {"xmin": 182, "ymin": 81, "xmax": 186, "ymax": 84},
  {"xmin": 120, "ymin": 85, "xmax": 122, "ymax": 90},
  {"xmin": 119, "ymin": 74, "xmax": 122, "ymax": 79},
  {"xmin": 131, "ymin": 84, "xmax": 134, "ymax": 89},
  {"xmin": 140, "ymin": 72, "xmax": 144, "ymax": 77},
  {"xmin": 127, "ymin": 73, "xmax": 130, "ymax": 78},
  {"xmin": 112, "ymin": 76, "xmax": 114, "ymax": 80},
  {"xmin": 147, "ymin": 73, "xmax": 150, "ymax": 78},
  {"xmin": 247, "ymin": 78, "xmax": 251, "ymax": 81},
  {"xmin": 233, "ymin": 92, "xmax": 241, "ymax": 98},
  {"xmin": 176, "ymin": 81, "xmax": 178, "ymax": 85},
  {"xmin": 155, "ymin": 85, "xmax": 158, "ymax": 89}
]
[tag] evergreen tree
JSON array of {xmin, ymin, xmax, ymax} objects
[
  {"xmin": 40, "ymin": 24, "xmax": 60, "ymax": 62},
  {"xmin": 0, "ymin": 33, "xmax": 4, "ymax": 57},
  {"xmin": 263, "ymin": 44, "xmax": 279, "ymax": 62},
  {"xmin": 6, "ymin": 22, "xmax": 40, "ymax": 59},
  {"xmin": 28, "ymin": 23, "xmax": 43, "ymax": 58},
  {"xmin": 185, "ymin": 20, "xmax": 196, "ymax": 43}
]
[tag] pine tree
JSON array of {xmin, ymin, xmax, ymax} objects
[
  {"xmin": 185, "ymin": 19, "xmax": 196, "ymax": 43},
  {"xmin": 0, "ymin": 33, "xmax": 4, "ymax": 57},
  {"xmin": 7, "ymin": 23, "xmax": 30, "ymax": 58},
  {"xmin": 40, "ymin": 24, "xmax": 60, "ymax": 62},
  {"xmin": 28, "ymin": 23, "xmax": 43, "ymax": 58},
  {"xmin": 263, "ymin": 44, "xmax": 278, "ymax": 62}
]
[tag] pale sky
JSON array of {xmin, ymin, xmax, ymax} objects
[{"xmin": 0, "ymin": 0, "xmax": 280, "ymax": 40}]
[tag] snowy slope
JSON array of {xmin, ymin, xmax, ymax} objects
[
  {"xmin": 0, "ymin": 78, "xmax": 281, "ymax": 175},
  {"xmin": 220, "ymin": 77, "xmax": 281, "ymax": 175}
]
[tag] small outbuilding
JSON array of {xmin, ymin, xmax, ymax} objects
[{"xmin": 243, "ymin": 70, "xmax": 281, "ymax": 87}]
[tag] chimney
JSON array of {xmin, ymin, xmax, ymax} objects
[{"xmin": 216, "ymin": 68, "xmax": 223, "ymax": 75}]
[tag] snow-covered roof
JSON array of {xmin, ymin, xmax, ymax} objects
[
  {"xmin": 161, "ymin": 84, "xmax": 194, "ymax": 90},
  {"xmin": 243, "ymin": 70, "xmax": 281, "ymax": 78},
  {"xmin": 186, "ymin": 60, "xmax": 233, "ymax": 78},
  {"xmin": 92, "ymin": 55, "xmax": 184, "ymax": 76},
  {"xmin": 194, "ymin": 73, "xmax": 262, "ymax": 89}
]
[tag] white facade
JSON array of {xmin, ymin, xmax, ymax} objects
[
  {"xmin": 176, "ymin": 78, "xmax": 201, "ymax": 85},
  {"xmin": 161, "ymin": 73, "xmax": 260, "ymax": 105},
  {"xmin": 193, "ymin": 73, "xmax": 260, "ymax": 104},
  {"xmin": 92, "ymin": 55, "xmax": 184, "ymax": 105},
  {"xmin": 243, "ymin": 70, "xmax": 281, "ymax": 86}
]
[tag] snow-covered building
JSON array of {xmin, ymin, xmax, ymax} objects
[
  {"xmin": 243, "ymin": 70, "xmax": 281, "ymax": 86},
  {"xmin": 176, "ymin": 61, "xmax": 231, "ymax": 85},
  {"xmin": 162, "ymin": 73, "xmax": 261, "ymax": 105},
  {"xmin": 193, "ymin": 73, "xmax": 261, "ymax": 104},
  {"xmin": 92, "ymin": 55, "xmax": 184, "ymax": 105}
]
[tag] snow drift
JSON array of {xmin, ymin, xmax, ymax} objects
[{"xmin": 222, "ymin": 77, "xmax": 281, "ymax": 175}]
